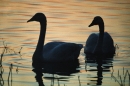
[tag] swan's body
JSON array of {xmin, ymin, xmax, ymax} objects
[
  {"xmin": 84, "ymin": 16, "xmax": 115, "ymax": 55},
  {"xmin": 43, "ymin": 42, "xmax": 83, "ymax": 62},
  {"xmin": 27, "ymin": 13, "xmax": 83, "ymax": 63}
]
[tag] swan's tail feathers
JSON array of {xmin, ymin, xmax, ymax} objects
[
  {"xmin": 75, "ymin": 44, "xmax": 83, "ymax": 57},
  {"xmin": 78, "ymin": 44, "xmax": 83, "ymax": 49}
]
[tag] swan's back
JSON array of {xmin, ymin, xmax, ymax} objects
[
  {"xmin": 102, "ymin": 32, "xmax": 115, "ymax": 54},
  {"xmin": 43, "ymin": 42, "xmax": 83, "ymax": 62},
  {"xmin": 84, "ymin": 32, "xmax": 115, "ymax": 54},
  {"xmin": 84, "ymin": 33, "xmax": 98, "ymax": 54},
  {"xmin": 43, "ymin": 42, "xmax": 64, "ymax": 53}
]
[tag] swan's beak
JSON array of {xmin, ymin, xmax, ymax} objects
[
  {"xmin": 27, "ymin": 19, "xmax": 31, "ymax": 22},
  {"xmin": 88, "ymin": 22, "xmax": 93, "ymax": 27},
  {"xmin": 27, "ymin": 17, "xmax": 34, "ymax": 22}
]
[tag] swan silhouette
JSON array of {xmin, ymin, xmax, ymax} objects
[
  {"xmin": 27, "ymin": 13, "xmax": 83, "ymax": 63},
  {"xmin": 84, "ymin": 16, "xmax": 115, "ymax": 55}
]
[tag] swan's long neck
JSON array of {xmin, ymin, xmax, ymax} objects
[
  {"xmin": 93, "ymin": 22, "xmax": 104, "ymax": 54},
  {"xmin": 33, "ymin": 21, "xmax": 46, "ymax": 59},
  {"xmin": 98, "ymin": 23, "xmax": 104, "ymax": 46},
  {"xmin": 36, "ymin": 22, "xmax": 46, "ymax": 51}
]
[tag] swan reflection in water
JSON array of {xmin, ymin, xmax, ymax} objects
[
  {"xmin": 85, "ymin": 54, "xmax": 114, "ymax": 85},
  {"xmin": 32, "ymin": 59, "xmax": 80, "ymax": 86},
  {"xmin": 32, "ymin": 54, "xmax": 114, "ymax": 86}
]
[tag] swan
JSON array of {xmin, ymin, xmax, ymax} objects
[
  {"xmin": 27, "ymin": 13, "xmax": 83, "ymax": 63},
  {"xmin": 84, "ymin": 16, "xmax": 115, "ymax": 55}
]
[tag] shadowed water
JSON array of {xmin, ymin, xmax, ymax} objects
[{"xmin": 0, "ymin": 0, "xmax": 130, "ymax": 86}]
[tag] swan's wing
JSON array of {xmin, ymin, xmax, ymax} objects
[
  {"xmin": 43, "ymin": 42, "xmax": 65, "ymax": 57},
  {"xmin": 43, "ymin": 42, "xmax": 83, "ymax": 62},
  {"xmin": 84, "ymin": 33, "xmax": 98, "ymax": 54},
  {"xmin": 103, "ymin": 32, "xmax": 114, "ymax": 46},
  {"xmin": 103, "ymin": 32, "xmax": 115, "ymax": 54},
  {"xmin": 43, "ymin": 42, "xmax": 64, "ymax": 51}
]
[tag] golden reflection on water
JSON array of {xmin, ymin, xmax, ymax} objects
[{"xmin": 0, "ymin": 0, "xmax": 130, "ymax": 86}]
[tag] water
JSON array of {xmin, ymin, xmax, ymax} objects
[{"xmin": 0, "ymin": 0, "xmax": 130, "ymax": 86}]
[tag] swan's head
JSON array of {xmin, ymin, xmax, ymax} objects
[
  {"xmin": 27, "ymin": 13, "xmax": 47, "ymax": 23},
  {"xmin": 88, "ymin": 16, "xmax": 103, "ymax": 27}
]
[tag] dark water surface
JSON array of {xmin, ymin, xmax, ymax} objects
[{"xmin": 0, "ymin": 0, "xmax": 130, "ymax": 86}]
